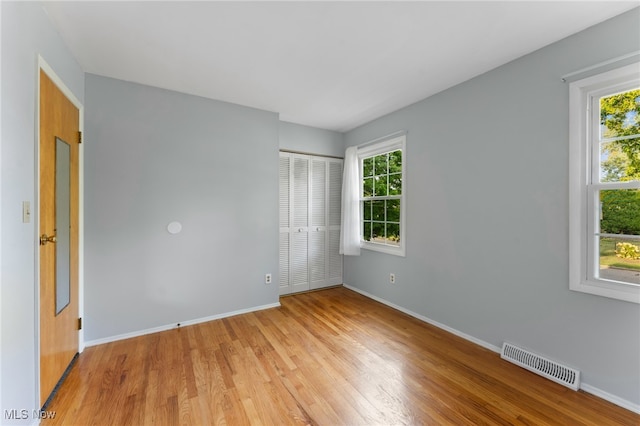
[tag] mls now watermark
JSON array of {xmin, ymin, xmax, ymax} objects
[{"xmin": 4, "ymin": 409, "xmax": 56, "ymax": 420}]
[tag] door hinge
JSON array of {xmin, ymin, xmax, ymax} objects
[
  {"xmin": 78, "ymin": 131, "xmax": 83, "ymax": 144},
  {"xmin": 78, "ymin": 317, "xmax": 82, "ymax": 330}
]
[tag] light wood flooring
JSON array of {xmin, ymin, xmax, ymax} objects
[{"xmin": 44, "ymin": 286, "xmax": 639, "ymax": 425}]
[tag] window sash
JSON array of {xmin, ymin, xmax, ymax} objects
[
  {"xmin": 589, "ymin": 81, "xmax": 640, "ymax": 185},
  {"xmin": 362, "ymin": 195, "xmax": 402, "ymax": 201},
  {"xmin": 586, "ymin": 185, "xmax": 640, "ymax": 282}
]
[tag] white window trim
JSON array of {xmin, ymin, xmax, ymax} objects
[
  {"xmin": 569, "ymin": 62, "xmax": 640, "ymax": 304},
  {"xmin": 358, "ymin": 134, "xmax": 406, "ymax": 257}
]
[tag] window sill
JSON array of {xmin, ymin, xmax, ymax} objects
[
  {"xmin": 361, "ymin": 241, "xmax": 405, "ymax": 257},
  {"xmin": 570, "ymin": 278, "xmax": 640, "ymax": 304}
]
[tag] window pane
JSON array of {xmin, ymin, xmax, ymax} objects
[
  {"xmin": 363, "ymin": 222, "xmax": 372, "ymax": 241},
  {"xmin": 387, "ymin": 199, "xmax": 400, "ymax": 222},
  {"xmin": 386, "ymin": 223, "xmax": 400, "ymax": 246},
  {"xmin": 389, "ymin": 173, "xmax": 402, "ymax": 195},
  {"xmin": 363, "ymin": 157, "xmax": 374, "ymax": 177},
  {"xmin": 363, "ymin": 177, "xmax": 374, "ymax": 197},
  {"xmin": 599, "ymin": 236, "xmax": 640, "ymax": 285},
  {"xmin": 374, "ymin": 176, "xmax": 388, "ymax": 197},
  {"xmin": 374, "ymin": 154, "xmax": 387, "ymax": 175},
  {"xmin": 363, "ymin": 201, "xmax": 372, "ymax": 221},
  {"xmin": 600, "ymin": 89, "xmax": 640, "ymax": 140},
  {"xmin": 598, "ymin": 189, "xmax": 640, "ymax": 285},
  {"xmin": 372, "ymin": 222, "xmax": 384, "ymax": 242},
  {"xmin": 600, "ymin": 137, "xmax": 640, "ymax": 183},
  {"xmin": 600, "ymin": 189, "xmax": 640, "ymax": 236},
  {"xmin": 389, "ymin": 150, "xmax": 402, "ymax": 174},
  {"xmin": 372, "ymin": 200, "xmax": 385, "ymax": 221}
]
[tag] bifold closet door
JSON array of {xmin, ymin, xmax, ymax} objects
[
  {"xmin": 279, "ymin": 153, "xmax": 311, "ymax": 295},
  {"xmin": 326, "ymin": 159, "xmax": 343, "ymax": 286},
  {"xmin": 279, "ymin": 152, "xmax": 343, "ymax": 295},
  {"xmin": 279, "ymin": 155, "xmax": 291, "ymax": 295},
  {"xmin": 309, "ymin": 158, "xmax": 327, "ymax": 289},
  {"xmin": 291, "ymin": 156, "xmax": 310, "ymax": 293}
]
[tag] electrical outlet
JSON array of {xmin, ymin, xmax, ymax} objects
[
  {"xmin": 265, "ymin": 273, "xmax": 272, "ymax": 284},
  {"xmin": 390, "ymin": 273, "xmax": 396, "ymax": 284}
]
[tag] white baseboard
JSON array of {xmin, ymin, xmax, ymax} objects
[
  {"xmin": 83, "ymin": 302, "xmax": 281, "ymax": 348},
  {"xmin": 580, "ymin": 383, "xmax": 640, "ymax": 414},
  {"xmin": 342, "ymin": 284, "xmax": 640, "ymax": 415},
  {"xmin": 343, "ymin": 284, "xmax": 501, "ymax": 353}
]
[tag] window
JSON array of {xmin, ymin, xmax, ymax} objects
[
  {"xmin": 569, "ymin": 62, "xmax": 640, "ymax": 303},
  {"xmin": 358, "ymin": 135, "xmax": 406, "ymax": 256}
]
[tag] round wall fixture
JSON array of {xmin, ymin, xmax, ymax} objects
[{"xmin": 167, "ymin": 221, "xmax": 182, "ymax": 234}]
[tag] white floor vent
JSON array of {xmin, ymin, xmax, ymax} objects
[{"xmin": 501, "ymin": 342, "xmax": 580, "ymax": 391}]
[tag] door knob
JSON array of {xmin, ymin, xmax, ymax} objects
[{"xmin": 40, "ymin": 234, "xmax": 56, "ymax": 245}]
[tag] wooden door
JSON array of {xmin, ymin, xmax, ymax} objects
[{"xmin": 39, "ymin": 69, "xmax": 80, "ymax": 407}]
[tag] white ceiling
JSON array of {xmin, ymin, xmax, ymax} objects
[{"xmin": 43, "ymin": 1, "xmax": 638, "ymax": 132}]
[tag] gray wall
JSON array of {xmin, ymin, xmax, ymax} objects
[
  {"xmin": 279, "ymin": 121, "xmax": 344, "ymax": 158},
  {"xmin": 1, "ymin": 2, "xmax": 85, "ymax": 423},
  {"xmin": 344, "ymin": 9, "xmax": 640, "ymax": 406},
  {"xmin": 84, "ymin": 75, "xmax": 280, "ymax": 341}
]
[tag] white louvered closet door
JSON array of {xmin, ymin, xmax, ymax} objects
[
  {"xmin": 279, "ymin": 152, "xmax": 342, "ymax": 295},
  {"xmin": 309, "ymin": 159, "xmax": 327, "ymax": 289},
  {"xmin": 291, "ymin": 155, "xmax": 310, "ymax": 294},
  {"xmin": 279, "ymin": 155, "xmax": 291, "ymax": 293},
  {"xmin": 327, "ymin": 159, "xmax": 344, "ymax": 285}
]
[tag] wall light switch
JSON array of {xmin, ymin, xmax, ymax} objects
[{"xmin": 23, "ymin": 201, "xmax": 31, "ymax": 223}]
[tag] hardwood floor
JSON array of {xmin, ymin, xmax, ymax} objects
[{"xmin": 44, "ymin": 287, "xmax": 638, "ymax": 425}]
